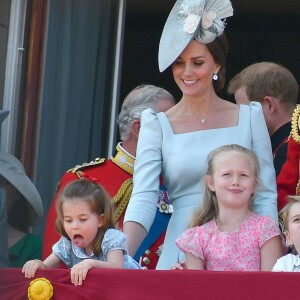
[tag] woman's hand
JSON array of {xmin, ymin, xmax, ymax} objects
[
  {"xmin": 22, "ymin": 260, "xmax": 45, "ymax": 278},
  {"xmin": 70, "ymin": 259, "xmax": 94, "ymax": 286}
]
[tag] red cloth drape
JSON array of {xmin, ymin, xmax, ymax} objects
[{"xmin": 0, "ymin": 268, "xmax": 299, "ymax": 299}]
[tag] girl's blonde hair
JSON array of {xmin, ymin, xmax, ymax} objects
[
  {"xmin": 282, "ymin": 195, "xmax": 300, "ymax": 232},
  {"xmin": 190, "ymin": 144, "xmax": 260, "ymax": 228},
  {"xmin": 56, "ymin": 179, "xmax": 115, "ymax": 256}
]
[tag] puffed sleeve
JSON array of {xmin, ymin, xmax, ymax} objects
[
  {"xmin": 175, "ymin": 227, "xmax": 205, "ymax": 260},
  {"xmin": 124, "ymin": 108, "xmax": 162, "ymax": 232},
  {"xmin": 52, "ymin": 237, "xmax": 72, "ymax": 268},
  {"xmin": 249, "ymin": 102, "xmax": 278, "ymax": 223},
  {"xmin": 102, "ymin": 229, "xmax": 127, "ymax": 255},
  {"xmin": 258, "ymin": 216, "xmax": 281, "ymax": 247}
]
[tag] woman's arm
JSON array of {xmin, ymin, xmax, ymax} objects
[
  {"xmin": 261, "ymin": 236, "xmax": 283, "ymax": 271},
  {"xmin": 123, "ymin": 221, "xmax": 147, "ymax": 257},
  {"xmin": 249, "ymin": 102, "xmax": 278, "ymax": 222},
  {"xmin": 124, "ymin": 109, "xmax": 163, "ymax": 253}
]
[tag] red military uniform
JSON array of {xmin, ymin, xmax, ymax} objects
[
  {"xmin": 277, "ymin": 105, "xmax": 300, "ymax": 224},
  {"xmin": 42, "ymin": 143, "xmax": 167, "ymax": 269}
]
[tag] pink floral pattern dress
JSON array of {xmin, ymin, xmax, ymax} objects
[{"xmin": 175, "ymin": 212, "xmax": 281, "ymax": 271}]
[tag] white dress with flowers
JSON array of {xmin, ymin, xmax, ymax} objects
[{"xmin": 124, "ymin": 101, "xmax": 278, "ymax": 270}]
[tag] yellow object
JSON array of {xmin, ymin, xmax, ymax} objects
[
  {"xmin": 28, "ymin": 278, "xmax": 53, "ymax": 300},
  {"xmin": 113, "ymin": 178, "xmax": 133, "ymax": 223},
  {"xmin": 291, "ymin": 104, "xmax": 300, "ymax": 143},
  {"xmin": 111, "ymin": 143, "xmax": 135, "ymax": 175}
]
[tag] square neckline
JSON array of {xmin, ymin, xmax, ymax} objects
[{"xmin": 157, "ymin": 104, "xmax": 243, "ymax": 136}]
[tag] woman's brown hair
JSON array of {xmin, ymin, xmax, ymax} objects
[{"xmin": 205, "ymin": 33, "xmax": 228, "ymax": 91}]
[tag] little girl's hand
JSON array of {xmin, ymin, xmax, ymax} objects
[
  {"xmin": 70, "ymin": 260, "xmax": 94, "ymax": 286},
  {"xmin": 171, "ymin": 260, "xmax": 186, "ymax": 270},
  {"xmin": 22, "ymin": 260, "xmax": 44, "ymax": 278}
]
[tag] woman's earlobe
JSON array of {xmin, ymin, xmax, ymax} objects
[{"xmin": 215, "ymin": 65, "xmax": 221, "ymax": 74}]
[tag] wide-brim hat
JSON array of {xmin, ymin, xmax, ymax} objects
[
  {"xmin": 158, "ymin": 0, "xmax": 233, "ymax": 72},
  {"xmin": 0, "ymin": 152, "xmax": 43, "ymax": 226}
]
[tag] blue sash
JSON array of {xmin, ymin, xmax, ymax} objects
[
  {"xmin": 134, "ymin": 208, "xmax": 170, "ymax": 261},
  {"xmin": 133, "ymin": 184, "xmax": 171, "ymax": 261}
]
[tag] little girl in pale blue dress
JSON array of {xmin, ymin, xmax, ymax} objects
[
  {"xmin": 53, "ymin": 228, "xmax": 139, "ymax": 270},
  {"xmin": 23, "ymin": 179, "xmax": 141, "ymax": 286}
]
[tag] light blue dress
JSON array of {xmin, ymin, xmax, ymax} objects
[
  {"xmin": 124, "ymin": 101, "xmax": 278, "ymax": 270},
  {"xmin": 53, "ymin": 228, "xmax": 141, "ymax": 269}
]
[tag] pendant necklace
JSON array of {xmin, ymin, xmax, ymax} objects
[
  {"xmin": 189, "ymin": 112, "xmax": 206, "ymax": 124},
  {"xmin": 199, "ymin": 116, "xmax": 206, "ymax": 124},
  {"xmin": 189, "ymin": 99, "xmax": 219, "ymax": 124}
]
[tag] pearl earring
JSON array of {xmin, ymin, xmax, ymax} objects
[{"xmin": 213, "ymin": 74, "xmax": 218, "ymax": 81}]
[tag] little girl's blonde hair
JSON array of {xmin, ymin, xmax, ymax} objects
[
  {"xmin": 55, "ymin": 179, "xmax": 115, "ymax": 256},
  {"xmin": 190, "ymin": 144, "xmax": 261, "ymax": 228},
  {"xmin": 282, "ymin": 195, "xmax": 300, "ymax": 232}
]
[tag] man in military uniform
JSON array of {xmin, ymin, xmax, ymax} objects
[
  {"xmin": 277, "ymin": 105, "xmax": 300, "ymax": 214},
  {"xmin": 43, "ymin": 84, "xmax": 175, "ymax": 269}
]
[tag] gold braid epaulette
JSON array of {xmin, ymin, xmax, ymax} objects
[
  {"xmin": 291, "ymin": 104, "xmax": 300, "ymax": 144},
  {"xmin": 111, "ymin": 144, "xmax": 134, "ymax": 175},
  {"xmin": 67, "ymin": 157, "xmax": 106, "ymax": 175},
  {"xmin": 113, "ymin": 178, "xmax": 133, "ymax": 223}
]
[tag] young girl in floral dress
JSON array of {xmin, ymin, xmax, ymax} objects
[{"xmin": 176, "ymin": 144, "xmax": 283, "ymax": 271}]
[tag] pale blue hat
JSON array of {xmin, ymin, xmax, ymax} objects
[{"xmin": 158, "ymin": 0, "xmax": 234, "ymax": 72}]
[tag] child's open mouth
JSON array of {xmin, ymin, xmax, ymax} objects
[{"xmin": 73, "ymin": 234, "xmax": 84, "ymax": 247}]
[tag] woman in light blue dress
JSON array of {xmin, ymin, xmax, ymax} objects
[{"xmin": 123, "ymin": 0, "xmax": 278, "ymax": 270}]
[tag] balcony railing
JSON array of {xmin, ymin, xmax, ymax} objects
[{"xmin": 0, "ymin": 267, "xmax": 298, "ymax": 299}]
